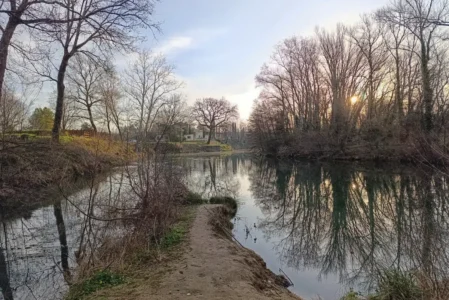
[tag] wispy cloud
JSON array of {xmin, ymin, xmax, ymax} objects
[
  {"xmin": 153, "ymin": 27, "xmax": 227, "ymax": 56},
  {"xmin": 154, "ymin": 36, "xmax": 193, "ymax": 54}
]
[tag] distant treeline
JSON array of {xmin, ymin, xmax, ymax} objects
[{"xmin": 249, "ymin": 0, "xmax": 449, "ymax": 163}]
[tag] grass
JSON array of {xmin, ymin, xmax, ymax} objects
[
  {"xmin": 376, "ymin": 269, "xmax": 423, "ymax": 300},
  {"xmin": 66, "ymin": 270, "xmax": 125, "ymax": 300},
  {"xmin": 67, "ymin": 207, "xmax": 197, "ymax": 300},
  {"xmin": 341, "ymin": 269, "xmax": 426, "ymax": 300},
  {"xmin": 160, "ymin": 207, "xmax": 196, "ymax": 249},
  {"xmin": 160, "ymin": 225, "xmax": 187, "ymax": 248}
]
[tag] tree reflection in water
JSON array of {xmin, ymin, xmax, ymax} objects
[
  {"xmin": 0, "ymin": 171, "xmax": 131, "ymax": 300},
  {"xmin": 250, "ymin": 160, "xmax": 449, "ymax": 295},
  {"xmin": 182, "ymin": 155, "xmax": 248, "ymax": 199}
]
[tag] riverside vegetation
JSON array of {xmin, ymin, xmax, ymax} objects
[{"xmin": 248, "ymin": 1, "xmax": 449, "ymax": 164}]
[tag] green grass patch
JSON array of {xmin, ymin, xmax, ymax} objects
[
  {"xmin": 66, "ymin": 270, "xmax": 125, "ymax": 300},
  {"xmin": 160, "ymin": 225, "xmax": 186, "ymax": 248},
  {"xmin": 60, "ymin": 134, "xmax": 74, "ymax": 144},
  {"xmin": 160, "ymin": 208, "xmax": 196, "ymax": 249}
]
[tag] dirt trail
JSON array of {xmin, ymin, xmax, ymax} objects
[{"xmin": 94, "ymin": 205, "xmax": 301, "ymax": 300}]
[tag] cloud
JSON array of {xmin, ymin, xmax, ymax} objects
[
  {"xmin": 226, "ymin": 86, "xmax": 260, "ymax": 121},
  {"xmin": 153, "ymin": 27, "xmax": 227, "ymax": 56},
  {"xmin": 154, "ymin": 36, "xmax": 193, "ymax": 55}
]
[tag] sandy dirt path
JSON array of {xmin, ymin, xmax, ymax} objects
[{"xmin": 92, "ymin": 205, "xmax": 301, "ymax": 300}]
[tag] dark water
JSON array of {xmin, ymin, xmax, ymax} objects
[
  {"xmin": 182, "ymin": 154, "xmax": 449, "ymax": 300},
  {"xmin": 2, "ymin": 155, "xmax": 449, "ymax": 300},
  {"xmin": 0, "ymin": 170, "xmax": 133, "ymax": 300}
]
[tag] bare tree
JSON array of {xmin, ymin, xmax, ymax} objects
[
  {"xmin": 316, "ymin": 25, "xmax": 365, "ymax": 136},
  {"xmin": 377, "ymin": 0, "xmax": 449, "ymax": 132},
  {"xmin": 349, "ymin": 15, "xmax": 388, "ymax": 122},
  {"xmin": 99, "ymin": 67, "xmax": 123, "ymax": 138},
  {"xmin": 0, "ymin": 0, "xmax": 69, "ymax": 109},
  {"xmin": 30, "ymin": 0, "xmax": 159, "ymax": 142},
  {"xmin": 0, "ymin": 84, "xmax": 28, "ymax": 133},
  {"xmin": 123, "ymin": 51, "xmax": 182, "ymax": 148},
  {"xmin": 192, "ymin": 97, "xmax": 238, "ymax": 144},
  {"xmin": 66, "ymin": 55, "xmax": 104, "ymax": 133},
  {"xmin": 154, "ymin": 93, "xmax": 187, "ymax": 148}
]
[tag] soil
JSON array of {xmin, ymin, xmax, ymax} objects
[
  {"xmin": 90, "ymin": 205, "xmax": 302, "ymax": 300},
  {"xmin": 0, "ymin": 139, "xmax": 125, "ymax": 218}
]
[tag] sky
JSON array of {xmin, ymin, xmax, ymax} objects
[
  {"xmin": 137, "ymin": 0, "xmax": 391, "ymax": 121},
  {"xmin": 29, "ymin": 0, "xmax": 391, "ymax": 121}
]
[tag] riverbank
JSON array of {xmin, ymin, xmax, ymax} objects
[
  {"xmin": 176, "ymin": 148, "xmax": 253, "ymax": 157},
  {"xmin": 0, "ymin": 137, "xmax": 132, "ymax": 216},
  {"xmin": 75, "ymin": 205, "xmax": 300, "ymax": 300},
  {"xmin": 256, "ymin": 134, "xmax": 449, "ymax": 165}
]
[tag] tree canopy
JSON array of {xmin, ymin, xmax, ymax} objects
[{"xmin": 29, "ymin": 107, "xmax": 54, "ymax": 131}]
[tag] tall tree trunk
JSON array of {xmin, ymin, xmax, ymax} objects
[
  {"xmin": 395, "ymin": 49, "xmax": 403, "ymax": 122},
  {"xmin": 52, "ymin": 55, "xmax": 70, "ymax": 142},
  {"xmin": 207, "ymin": 121, "xmax": 215, "ymax": 144},
  {"xmin": 421, "ymin": 42, "xmax": 433, "ymax": 133},
  {"xmin": 207, "ymin": 128, "xmax": 212, "ymax": 144},
  {"xmin": 87, "ymin": 105, "xmax": 97, "ymax": 133},
  {"xmin": 0, "ymin": 15, "xmax": 21, "ymax": 109}
]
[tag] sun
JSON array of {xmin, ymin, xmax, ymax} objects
[{"xmin": 350, "ymin": 96, "xmax": 359, "ymax": 105}]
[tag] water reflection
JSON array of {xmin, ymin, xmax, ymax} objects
[
  {"xmin": 250, "ymin": 160, "xmax": 449, "ymax": 297},
  {"xmin": 182, "ymin": 155, "xmax": 250, "ymax": 199},
  {"xmin": 3, "ymin": 155, "xmax": 449, "ymax": 300},
  {"xmin": 0, "ymin": 171, "xmax": 132, "ymax": 300},
  {"xmin": 180, "ymin": 155, "xmax": 449, "ymax": 299}
]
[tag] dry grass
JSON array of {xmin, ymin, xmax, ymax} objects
[{"xmin": 0, "ymin": 137, "xmax": 133, "ymax": 215}]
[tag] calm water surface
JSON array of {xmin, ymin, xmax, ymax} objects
[
  {"xmin": 0, "ymin": 170, "xmax": 134, "ymax": 300},
  {"xmin": 182, "ymin": 154, "xmax": 449, "ymax": 300},
  {"xmin": 2, "ymin": 155, "xmax": 449, "ymax": 300}
]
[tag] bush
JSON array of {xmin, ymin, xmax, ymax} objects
[
  {"xmin": 209, "ymin": 196, "xmax": 238, "ymax": 216},
  {"xmin": 340, "ymin": 291, "xmax": 361, "ymax": 300},
  {"xmin": 376, "ymin": 269, "xmax": 423, "ymax": 300},
  {"xmin": 185, "ymin": 191, "xmax": 205, "ymax": 205}
]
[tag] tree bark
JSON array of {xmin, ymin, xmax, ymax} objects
[
  {"xmin": 87, "ymin": 104, "xmax": 97, "ymax": 133},
  {"xmin": 0, "ymin": 18, "xmax": 20, "ymax": 108},
  {"xmin": 421, "ymin": 41, "xmax": 433, "ymax": 133},
  {"xmin": 207, "ymin": 127, "xmax": 213, "ymax": 144},
  {"xmin": 52, "ymin": 55, "xmax": 70, "ymax": 142}
]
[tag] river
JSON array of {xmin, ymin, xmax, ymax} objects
[
  {"xmin": 181, "ymin": 154, "xmax": 449, "ymax": 300},
  {"xmin": 1, "ymin": 154, "xmax": 449, "ymax": 300}
]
